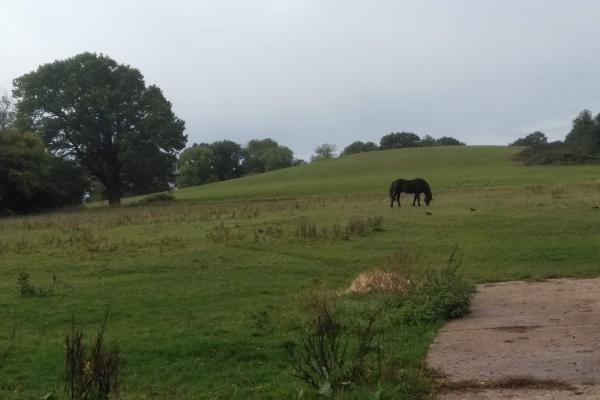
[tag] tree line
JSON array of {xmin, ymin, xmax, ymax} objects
[
  {"xmin": 510, "ymin": 110, "xmax": 600, "ymax": 164},
  {"xmin": 1, "ymin": 52, "xmax": 467, "ymax": 215}
]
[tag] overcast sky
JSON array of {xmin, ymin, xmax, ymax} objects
[{"xmin": 2, "ymin": 1, "xmax": 600, "ymax": 159}]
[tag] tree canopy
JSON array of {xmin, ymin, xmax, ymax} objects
[
  {"xmin": 242, "ymin": 138, "xmax": 294, "ymax": 173},
  {"xmin": 340, "ymin": 141, "xmax": 378, "ymax": 156},
  {"xmin": 565, "ymin": 110, "xmax": 600, "ymax": 152},
  {"xmin": 379, "ymin": 132, "xmax": 421, "ymax": 149},
  {"xmin": 0, "ymin": 94, "xmax": 15, "ymax": 130},
  {"xmin": 13, "ymin": 52, "xmax": 186, "ymax": 205},
  {"xmin": 0, "ymin": 130, "xmax": 87, "ymax": 214},
  {"xmin": 311, "ymin": 144, "xmax": 337, "ymax": 162},
  {"xmin": 510, "ymin": 131, "xmax": 548, "ymax": 147}
]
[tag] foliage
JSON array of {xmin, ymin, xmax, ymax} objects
[
  {"xmin": 65, "ymin": 312, "xmax": 121, "ymax": 400},
  {"xmin": 379, "ymin": 132, "xmax": 420, "ymax": 149},
  {"xmin": 285, "ymin": 297, "xmax": 382, "ymax": 396},
  {"xmin": 13, "ymin": 52, "xmax": 186, "ymax": 205},
  {"xmin": 210, "ymin": 140, "xmax": 243, "ymax": 181},
  {"xmin": 399, "ymin": 250, "xmax": 474, "ymax": 324},
  {"xmin": 565, "ymin": 109, "xmax": 600, "ymax": 152},
  {"xmin": 340, "ymin": 141, "xmax": 378, "ymax": 156},
  {"xmin": 516, "ymin": 110, "xmax": 600, "ymax": 164},
  {"xmin": 436, "ymin": 136, "xmax": 465, "ymax": 146},
  {"xmin": 176, "ymin": 144, "xmax": 216, "ymax": 187},
  {"xmin": 311, "ymin": 144, "xmax": 337, "ymax": 162},
  {"xmin": 0, "ymin": 93, "xmax": 15, "ymax": 130},
  {"xmin": 0, "ymin": 130, "xmax": 87, "ymax": 215},
  {"xmin": 516, "ymin": 142, "xmax": 600, "ymax": 165},
  {"xmin": 510, "ymin": 131, "xmax": 547, "ymax": 147},
  {"xmin": 242, "ymin": 138, "xmax": 294, "ymax": 173},
  {"xmin": 419, "ymin": 135, "xmax": 437, "ymax": 147}
]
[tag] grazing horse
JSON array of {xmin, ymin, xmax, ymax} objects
[{"xmin": 389, "ymin": 178, "xmax": 433, "ymax": 208}]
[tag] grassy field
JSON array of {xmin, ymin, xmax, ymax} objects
[{"xmin": 1, "ymin": 146, "xmax": 599, "ymax": 399}]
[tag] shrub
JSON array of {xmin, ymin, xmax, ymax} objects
[
  {"xmin": 399, "ymin": 249, "xmax": 474, "ymax": 324},
  {"xmin": 65, "ymin": 312, "xmax": 121, "ymax": 400},
  {"xmin": 516, "ymin": 142, "xmax": 600, "ymax": 165},
  {"xmin": 285, "ymin": 299, "xmax": 382, "ymax": 396},
  {"xmin": 140, "ymin": 192, "xmax": 175, "ymax": 204}
]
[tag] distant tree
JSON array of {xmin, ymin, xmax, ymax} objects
[
  {"xmin": 242, "ymin": 138, "xmax": 294, "ymax": 173},
  {"xmin": 176, "ymin": 143, "xmax": 215, "ymax": 188},
  {"xmin": 210, "ymin": 140, "xmax": 243, "ymax": 180},
  {"xmin": 0, "ymin": 130, "xmax": 87, "ymax": 214},
  {"xmin": 13, "ymin": 52, "xmax": 186, "ymax": 205},
  {"xmin": 437, "ymin": 136, "xmax": 465, "ymax": 146},
  {"xmin": 419, "ymin": 135, "xmax": 437, "ymax": 147},
  {"xmin": 0, "ymin": 93, "xmax": 15, "ymax": 130},
  {"xmin": 293, "ymin": 158, "xmax": 307, "ymax": 166},
  {"xmin": 379, "ymin": 132, "xmax": 421, "ymax": 149},
  {"xmin": 340, "ymin": 141, "xmax": 378, "ymax": 156},
  {"xmin": 510, "ymin": 131, "xmax": 548, "ymax": 147},
  {"xmin": 565, "ymin": 110, "xmax": 600, "ymax": 152},
  {"xmin": 311, "ymin": 143, "xmax": 337, "ymax": 162}
]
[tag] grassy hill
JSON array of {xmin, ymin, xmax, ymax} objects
[
  {"xmin": 172, "ymin": 146, "xmax": 599, "ymax": 201},
  {"xmin": 1, "ymin": 146, "xmax": 599, "ymax": 400}
]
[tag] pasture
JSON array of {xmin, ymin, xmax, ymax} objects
[{"xmin": 1, "ymin": 146, "xmax": 599, "ymax": 399}]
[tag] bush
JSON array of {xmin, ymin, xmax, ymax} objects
[
  {"xmin": 399, "ymin": 250, "xmax": 474, "ymax": 324},
  {"xmin": 516, "ymin": 142, "xmax": 600, "ymax": 165}
]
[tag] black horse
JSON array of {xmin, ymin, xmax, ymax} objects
[{"xmin": 389, "ymin": 178, "xmax": 432, "ymax": 208}]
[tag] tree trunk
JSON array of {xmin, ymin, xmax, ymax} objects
[{"xmin": 105, "ymin": 175, "xmax": 122, "ymax": 206}]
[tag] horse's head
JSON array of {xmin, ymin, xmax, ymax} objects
[{"xmin": 424, "ymin": 194, "xmax": 432, "ymax": 206}]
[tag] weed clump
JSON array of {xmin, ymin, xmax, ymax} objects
[
  {"xmin": 139, "ymin": 192, "xmax": 176, "ymax": 204},
  {"xmin": 295, "ymin": 216, "xmax": 384, "ymax": 241},
  {"xmin": 285, "ymin": 295, "xmax": 382, "ymax": 396},
  {"xmin": 65, "ymin": 312, "xmax": 122, "ymax": 400},
  {"xmin": 17, "ymin": 270, "xmax": 47, "ymax": 297}
]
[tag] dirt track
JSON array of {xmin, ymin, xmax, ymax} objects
[{"xmin": 427, "ymin": 278, "xmax": 600, "ymax": 399}]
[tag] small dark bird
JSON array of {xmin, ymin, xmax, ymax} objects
[
  {"xmin": 593, "ymin": 206, "xmax": 599, "ymax": 209},
  {"xmin": 425, "ymin": 211, "xmax": 432, "ymax": 216},
  {"xmin": 469, "ymin": 208, "xmax": 476, "ymax": 212}
]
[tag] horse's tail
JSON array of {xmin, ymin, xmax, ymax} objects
[{"xmin": 389, "ymin": 181, "xmax": 396, "ymax": 199}]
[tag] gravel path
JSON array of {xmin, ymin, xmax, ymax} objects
[{"xmin": 427, "ymin": 278, "xmax": 600, "ymax": 399}]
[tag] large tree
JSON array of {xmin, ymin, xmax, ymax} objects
[
  {"xmin": 242, "ymin": 138, "xmax": 294, "ymax": 173},
  {"xmin": 13, "ymin": 52, "xmax": 186, "ymax": 205}
]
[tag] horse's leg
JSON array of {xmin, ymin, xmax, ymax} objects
[
  {"xmin": 417, "ymin": 193, "xmax": 421, "ymax": 207},
  {"xmin": 412, "ymin": 193, "xmax": 417, "ymax": 207},
  {"xmin": 396, "ymin": 192, "xmax": 401, "ymax": 207}
]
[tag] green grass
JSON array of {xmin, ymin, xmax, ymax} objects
[{"xmin": 1, "ymin": 146, "xmax": 599, "ymax": 399}]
